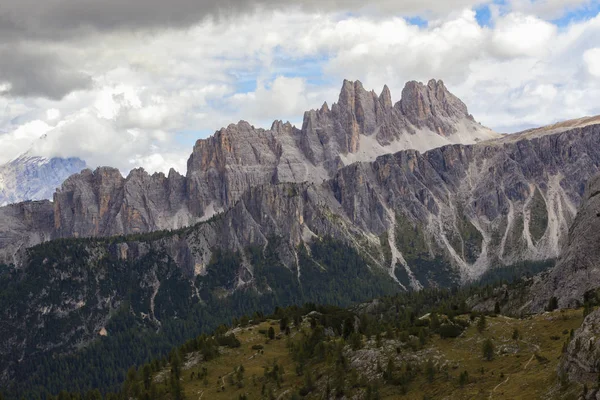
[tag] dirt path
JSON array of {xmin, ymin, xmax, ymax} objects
[
  {"xmin": 489, "ymin": 376, "xmax": 510, "ymax": 399},
  {"xmin": 523, "ymin": 354, "xmax": 536, "ymax": 369},
  {"xmin": 221, "ymin": 371, "xmax": 233, "ymax": 387},
  {"xmin": 489, "ymin": 346, "xmax": 538, "ymax": 398}
]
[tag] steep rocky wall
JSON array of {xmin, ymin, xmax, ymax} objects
[
  {"xmin": 528, "ymin": 170, "xmax": 600, "ymax": 312},
  {"xmin": 53, "ymin": 167, "xmax": 193, "ymax": 238},
  {"xmin": 0, "ymin": 200, "xmax": 54, "ymax": 265},
  {"xmin": 2, "ymin": 123, "xmax": 600, "ymax": 284},
  {"xmin": 559, "ymin": 308, "xmax": 600, "ymax": 392},
  {"xmin": 84, "ymin": 123, "xmax": 600, "ymax": 288}
]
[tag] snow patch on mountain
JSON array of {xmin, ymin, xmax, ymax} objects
[{"xmin": 0, "ymin": 154, "xmax": 86, "ymax": 206}]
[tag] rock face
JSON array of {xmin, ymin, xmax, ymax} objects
[
  {"xmin": 0, "ymin": 200, "xmax": 54, "ymax": 265},
  {"xmin": 322, "ymin": 124, "xmax": 600, "ymax": 284},
  {"xmin": 2, "ymin": 120, "xmax": 600, "ymax": 285},
  {"xmin": 47, "ymin": 123, "xmax": 600, "ymax": 287},
  {"xmin": 400, "ymin": 79, "xmax": 475, "ymax": 136},
  {"xmin": 528, "ymin": 172, "xmax": 600, "ymax": 312},
  {"xmin": 560, "ymin": 308, "xmax": 600, "ymax": 387},
  {"xmin": 1, "ymin": 79, "xmax": 600, "ymax": 284},
  {"xmin": 42, "ymin": 79, "xmax": 495, "ymax": 237},
  {"xmin": 0, "ymin": 154, "xmax": 86, "ymax": 206},
  {"xmin": 53, "ymin": 167, "xmax": 192, "ymax": 238},
  {"xmin": 186, "ymin": 79, "xmax": 497, "ymax": 218}
]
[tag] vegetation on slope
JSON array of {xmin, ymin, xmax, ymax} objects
[
  {"xmin": 70, "ymin": 293, "xmax": 585, "ymax": 399},
  {"xmin": 0, "ymin": 237, "xmax": 399, "ymax": 399},
  {"xmin": 529, "ymin": 188, "xmax": 549, "ymax": 243}
]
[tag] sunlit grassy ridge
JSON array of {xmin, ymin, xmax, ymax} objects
[{"xmin": 146, "ymin": 309, "xmax": 583, "ymax": 400}]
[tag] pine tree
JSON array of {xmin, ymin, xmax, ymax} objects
[
  {"xmin": 459, "ymin": 370, "xmax": 469, "ymax": 386},
  {"xmin": 477, "ymin": 315, "xmax": 487, "ymax": 333},
  {"xmin": 482, "ymin": 339, "xmax": 495, "ymax": 361},
  {"xmin": 512, "ymin": 328, "xmax": 520, "ymax": 340},
  {"xmin": 546, "ymin": 297, "xmax": 558, "ymax": 312}
]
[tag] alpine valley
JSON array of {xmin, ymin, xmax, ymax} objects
[{"xmin": 2, "ymin": 79, "xmax": 600, "ymax": 399}]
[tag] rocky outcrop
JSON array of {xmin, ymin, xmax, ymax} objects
[
  {"xmin": 0, "ymin": 154, "xmax": 86, "ymax": 206},
  {"xmin": 400, "ymin": 79, "xmax": 474, "ymax": 136},
  {"xmin": 3, "ymin": 79, "xmax": 600, "ymax": 285},
  {"xmin": 559, "ymin": 308, "xmax": 600, "ymax": 388},
  {"xmin": 328, "ymin": 124, "xmax": 600, "ymax": 281},
  {"xmin": 0, "ymin": 200, "xmax": 54, "ymax": 265},
  {"xmin": 528, "ymin": 171, "xmax": 600, "ymax": 312},
  {"xmin": 53, "ymin": 167, "xmax": 193, "ymax": 238}
]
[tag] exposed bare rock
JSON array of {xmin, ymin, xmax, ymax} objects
[
  {"xmin": 4, "ymin": 80, "xmax": 600, "ymax": 285},
  {"xmin": 24, "ymin": 79, "xmax": 497, "ymax": 242},
  {"xmin": 48, "ymin": 123, "xmax": 600, "ymax": 287},
  {"xmin": 186, "ymin": 79, "xmax": 498, "ymax": 218},
  {"xmin": 528, "ymin": 172, "xmax": 600, "ymax": 312},
  {"xmin": 560, "ymin": 308, "xmax": 600, "ymax": 387},
  {"xmin": 3, "ymin": 122, "xmax": 600, "ymax": 285},
  {"xmin": 400, "ymin": 79, "xmax": 473, "ymax": 136},
  {"xmin": 53, "ymin": 167, "xmax": 193, "ymax": 238},
  {"xmin": 0, "ymin": 200, "xmax": 54, "ymax": 265}
]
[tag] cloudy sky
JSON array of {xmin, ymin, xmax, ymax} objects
[{"xmin": 0, "ymin": 0, "xmax": 599, "ymax": 174}]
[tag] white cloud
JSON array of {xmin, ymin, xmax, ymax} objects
[
  {"xmin": 0, "ymin": 4, "xmax": 599, "ymax": 176},
  {"xmin": 230, "ymin": 76, "xmax": 312, "ymax": 123},
  {"xmin": 46, "ymin": 108, "xmax": 61, "ymax": 121},
  {"xmin": 28, "ymin": 109, "xmax": 188, "ymax": 174},
  {"xmin": 584, "ymin": 48, "xmax": 600, "ymax": 77},
  {"xmin": 490, "ymin": 13, "xmax": 556, "ymax": 58},
  {"xmin": 0, "ymin": 120, "xmax": 53, "ymax": 163}
]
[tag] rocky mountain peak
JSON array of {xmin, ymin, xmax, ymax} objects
[
  {"xmin": 167, "ymin": 168, "xmax": 181, "ymax": 179},
  {"xmin": 270, "ymin": 120, "xmax": 294, "ymax": 133},
  {"xmin": 400, "ymin": 79, "xmax": 471, "ymax": 136},
  {"xmin": 379, "ymin": 84, "xmax": 393, "ymax": 109},
  {"xmin": 427, "ymin": 78, "xmax": 444, "ymax": 89},
  {"xmin": 0, "ymin": 154, "xmax": 86, "ymax": 206},
  {"xmin": 336, "ymin": 79, "xmax": 373, "ymax": 111}
]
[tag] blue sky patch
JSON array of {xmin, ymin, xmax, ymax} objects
[
  {"xmin": 407, "ymin": 16, "xmax": 428, "ymax": 28},
  {"xmin": 475, "ymin": 4, "xmax": 493, "ymax": 27},
  {"xmin": 552, "ymin": 1, "xmax": 600, "ymax": 27}
]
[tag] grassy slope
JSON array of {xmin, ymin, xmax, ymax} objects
[
  {"xmin": 153, "ymin": 310, "xmax": 584, "ymax": 400},
  {"xmin": 402, "ymin": 309, "xmax": 581, "ymax": 400}
]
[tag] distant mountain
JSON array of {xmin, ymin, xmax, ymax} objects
[{"xmin": 0, "ymin": 153, "xmax": 86, "ymax": 206}]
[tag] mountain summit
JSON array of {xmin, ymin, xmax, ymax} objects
[{"xmin": 0, "ymin": 153, "xmax": 86, "ymax": 206}]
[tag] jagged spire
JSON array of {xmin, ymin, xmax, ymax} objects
[{"xmin": 379, "ymin": 85, "xmax": 392, "ymax": 109}]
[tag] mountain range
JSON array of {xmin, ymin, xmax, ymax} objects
[
  {"xmin": 2, "ymin": 78, "xmax": 600, "ymax": 397},
  {"xmin": 0, "ymin": 79, "xmax": 497, "ymax": 263}
]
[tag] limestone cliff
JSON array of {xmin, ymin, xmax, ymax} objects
[
  {"xmin": 528, "ymin": 171, "xmax": 600, "ymax": 312},
  {"xmin": 0, "ymin": 200, "xmax": 54, "ymax": 265}
]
